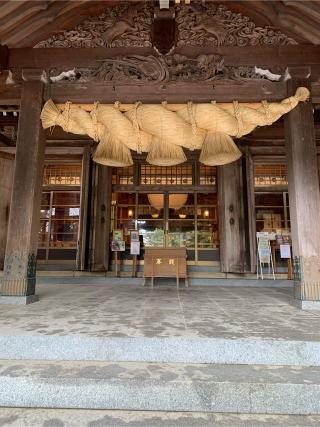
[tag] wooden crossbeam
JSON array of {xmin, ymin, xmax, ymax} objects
[
  {"xmin": 7, "ymin": 46, "xmax": 320, "ymax": 69},
  {"xmin": 1, "ymin": 81, "xmax": 320, "ymax": 106},
  {"xmin": 0, "ymin": 132, "xmax": 13, "ymax": 146}
]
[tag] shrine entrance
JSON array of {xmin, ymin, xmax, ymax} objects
[{"xmin": 111, "ymin": 160, "xmax": 219, "ymax": 268}]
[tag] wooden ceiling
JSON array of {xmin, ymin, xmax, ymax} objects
[{"xmin": 0, "ymin": 0, "xmax": 320, "ymax": 48}]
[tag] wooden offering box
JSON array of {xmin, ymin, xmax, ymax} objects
[{"xmin": 143, "ymin": 247, "xmax": 188, "ymax": 288}]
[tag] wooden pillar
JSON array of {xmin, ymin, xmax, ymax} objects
[
  {"xmin": 1, "ymin": 81, "xmax": 45, "ymax": 302},
  {"xmin": 284, "ymin": 69, "xmax": 320, "ymax": 307},
  {"xmin": 76, "ymin": 146, "xmax": 91, "ymax": 271},
  {"xmin": 90, "ymin": 164, "xmax": 112, "ymax": 271},
  {"xmin": 0, "ymin": 153, "xmax": 14, "ymax": 269},
  {"xmin": 245, "ymin": 150, "xmax": 257, "ymax": 273},
  {"xmin": 218, "ymin": 159, "xmax": 246, "ymax": 273}
]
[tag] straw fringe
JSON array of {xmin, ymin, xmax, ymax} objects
[
  {"xmin": 40, "ymin": 99, "xmax": 63, "ymax": 129},
  {"xmin": 147, "ymin": 137, "xmax": 187, "ymax": 166},
  {"xmin": 200, "ymin": 131, "xmax": 242, "ymax": 166},
  {"xmin": 93, "ymin": 131, "xmax": 133, "ymax": 167}
]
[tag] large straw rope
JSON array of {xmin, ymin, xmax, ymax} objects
[
  {"xmin": 40, "ymin": 87, "xmax": 310, "ymax": 167},
  {"xmin": 125, "ymin": 104, "xmax": 205, "ymax": 149},
  {"xmin": 96, "ymin": 104, "xmax": 151, "ymax": 152},
  {"xmin": 41, "ymin": 99, "xmax": 100, "ymax": 141}
]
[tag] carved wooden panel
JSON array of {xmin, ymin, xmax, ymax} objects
[
  {"xmin": 33, "ymin": 2, "xmax": 297, "ymax": 50},
  {"xmin": 46, "ymin": 55, "xmax": 278, "ymax": 85},
  {"xmin": 176, "ymin": 4, "xmax": 297, "ymax": 47},
  {"xmin": 34, "ymin": 2, "xmax": 153, "ymax": 48}
]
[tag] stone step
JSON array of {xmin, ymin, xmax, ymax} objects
[
  {"xmin": 1, "ymin": 408, "xmax": 320, "ymax": 426},
  {"xmin": 1, "ymin": 360, "xmax": 320, "ymax": 414},
  {"xmin": 37, "ymin": 275, "xmax": 292, "ymax": 286},
  {"xmin": 1, "ymin": 335, "xmax": 319, "ymax": 366}
]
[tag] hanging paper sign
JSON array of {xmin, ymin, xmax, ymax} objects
[
  {"xmin": 130, "ymin": 241, "xmax": 140, "ymax": 255},
  {"xmin": 280, "ymin": 244, "xmax": 291, "ymax": 259}
]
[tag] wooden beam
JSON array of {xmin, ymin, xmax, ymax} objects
[
  {"xmin": 176, "ymin": 45, "xmax": 320, "ymax": 67},
  {"xmin": 0, "ymin": 80, "xmax": 320, "ymax": 106},
  {"xmin": 7, "ymin": 45, "xmax": 320, "ymax": 69},
  {"xmin": 0, "ymin": 116, "xmax": 18, "ymax": 126},
  {"xmin": 48, "ymin": 80, "xmax": 288, "ymax": 103},
  {"xmin": 8, "ymin": 47, "xmax": 156, "ymax": 69},
  {"xmin": 0, "ymin": 84, "xmax": 21, "ymax": 105},
  {"xmin": 0, "ymin": 132, "xmax": 12, "ymax": 146},
  {"xmin": 0, "ymin": 151, "xmax": 14, "ymax": 160}
]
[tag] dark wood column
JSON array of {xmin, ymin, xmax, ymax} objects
[
  {"xmin": 0, "ymin": 152, "xmax": 14, "ymax": 269},
  {"xmin": 244, "ymin": 150, "xmax": 257, "ymax": 273},
  {"xmin": 77, "ymin": 146, "xmax": 91, "ymax": 271},
  {"xmin": 1, "ymin": 81, "xmax": 45, "ymax": 302},
  {"xmin": 90, "ymin": 164, "xmax": 112, "ymax": 271},
  {"xmin": 284, "ymin": 69, "xmax": 320, "ymax": 307},
  {"xmin": 218, "ymin": 160, "xmax": 246, "ymax": 273}
]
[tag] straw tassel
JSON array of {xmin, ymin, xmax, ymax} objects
[
  {"xmin": 40, "ymin": 99, "xmax": 63, "ymax": 129},
  {"xmin": 147, "ymin": 137, "xmax": 187, "ymax": 166},
  {"xmin": 93, "ymin": 131, "xmax": 133, "ymax": 167},
  {"xmin": 199, "ymin": 131, "xmax": 242, "ymax": 166}
]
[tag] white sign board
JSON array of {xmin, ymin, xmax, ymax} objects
[
  {"xmin": 256, "ymin": 232, "xmax": 275, "ymax": 280},
  {"xmin": 130, "ymin": 241, "xmax": 140, "ymax": 255},
  {"xmin": 280, "ymin": 244, "xmax": 291, "ymax": 259},
  {"xmin": 258, "ymin": 247, "xmax": 271, "ymax": 263}
]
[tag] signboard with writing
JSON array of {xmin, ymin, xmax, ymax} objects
[{"xmin": 143, "ymin": 247, "xmax": 188, "ymax": 288}]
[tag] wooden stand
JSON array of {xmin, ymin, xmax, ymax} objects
[
  {"xmin": 132, "ymin": 255, "xmax": 137, "ymax": 278},
  {"xmin": 143, "ymin": 247, "xmax": 188, "ymax": 289},
  {"xmin": 271, "ymin": 242, "xmax": 293, "ymax": 280},
  {"xmin": 115, "ymin": 252, "xmax": 119, "ymax": 277}
]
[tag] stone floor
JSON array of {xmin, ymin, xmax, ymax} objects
[
  {"xmin": 1, "ymin": 281, "xmax": 320, "ymax": 340},
  {"xmin": 1, "ymin": 409, "xmax": 320, "ymax": 427}
]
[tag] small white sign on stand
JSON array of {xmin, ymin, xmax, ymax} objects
[
  {"xmin": 130, "ymin": 241, "xmax": 140, "ymax": 255},
  {"xmin": 280, "ymin": 244, "xmax": 291, "ymax": 259},
  {"xmin": 256, "ymin": 232, "xmax": 275, "ymax": 280}
]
